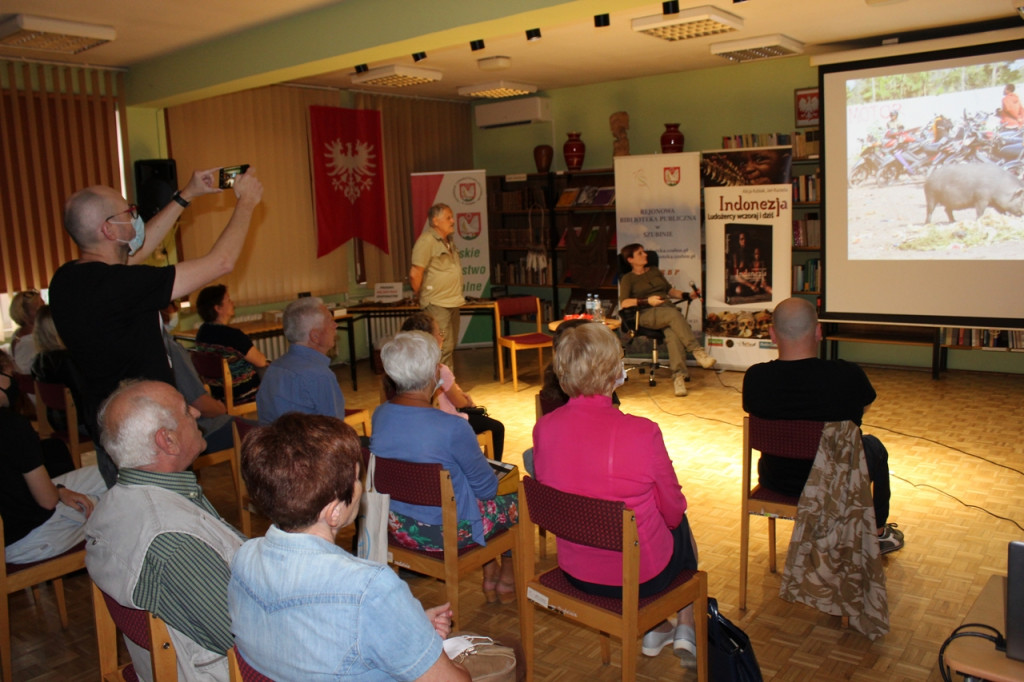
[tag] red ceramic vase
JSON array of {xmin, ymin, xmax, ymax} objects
[
  {"xmin": 661, "ymin": 123, "xmax": 684, "ymax": 154},
  {"xmin": 533, "ymin": 144, "xmax": 553, "ymax": 173},
  {"xmin": 563, "ymin": 132, "xmax": 585, "ymax": 171}
]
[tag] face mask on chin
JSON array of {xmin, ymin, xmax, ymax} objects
[
  {"xmin": 614, "ymin": 363, "xmax": 627, "ymax": 389},
  {"xmin": 163, "ymin": 313, "xmax": 179, "ymax": 333}
]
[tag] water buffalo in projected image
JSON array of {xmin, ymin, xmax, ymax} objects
[{"xmin": 846, "ymin": 61, "xmax": 1024, "ymax": 261}]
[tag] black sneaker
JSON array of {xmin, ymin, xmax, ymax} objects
[{"xmin": 878, "ymin": 523, "xmax": 904, "ymax": 555}]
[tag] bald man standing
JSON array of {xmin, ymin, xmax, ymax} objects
[
  {"xmin": 49, "ymin": 168, "xmax": 262, "ymax": 486},
  {"xmin": 742, "ymin": 297, "xmax": 904, "ymax": 554}
]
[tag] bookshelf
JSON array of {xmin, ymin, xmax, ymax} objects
[{"xmin": 790, "ymin": 157, "xmax": 821, "ymax": 298}]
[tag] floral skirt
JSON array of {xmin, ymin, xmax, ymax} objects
[{"xmin": 388, "ymin": 493, "xmax": 518, "ymax": 551}]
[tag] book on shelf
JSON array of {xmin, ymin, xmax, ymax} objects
[
  {"xmin": 793, "ymin": 130, "xmax": 821, "ymax": 159},
  {"xmin": 592, "ymin": 186, "xmax": 616, "ymax": 206},
  {"xmin": 556, "ymin": 187, "xmax": 581, "ymax": 208},
  {"xmin": 557, "ymin": 226, "xmax": 583, "ymax": 248},
  {"xmin": 575, "ymin": 185, "xmax": 599, "ymax": 206}
]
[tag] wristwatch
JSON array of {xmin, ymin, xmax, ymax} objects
[{"xmin": 171, "ymin": 190, "xmax": 190, "ymax": 208}]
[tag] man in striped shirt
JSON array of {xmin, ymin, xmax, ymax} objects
[{"xmin": 85, "ymin": 380, "xmax": 244, "ymax": 681}]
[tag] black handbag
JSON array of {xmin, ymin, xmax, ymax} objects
[{"xmin": 706, "ymin": 597, "xmax": 763, "ymax": 682}]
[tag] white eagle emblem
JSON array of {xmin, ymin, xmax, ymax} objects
[{"xmin": 324, "ymin": 139, "xmax": 377, "ymax": 203}]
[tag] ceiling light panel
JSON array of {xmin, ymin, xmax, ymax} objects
[
  {"xmin": 350, "ymin": 64, "xmax": 442, "ymax": 87},
  {"xmin": 632, "ymin": 5, "xmax": 743, "ymax": 41},
  {"xmin": 711, "ymin": 34, "xmax": 803, "ymax": 62},
  {"xmin": 0, "ymin": 14, "xmax": 115, "ymax": 54},
  {"xmin": 458, "ymin": 81, "xmax": 538, "ymax": 98}
]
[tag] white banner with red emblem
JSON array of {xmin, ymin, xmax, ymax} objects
[
  {"xmin": 410, "ymin": 170, "xmax": 490, "ymax": 344},
  {"xmin": 614, "ymin": 152, "xmax": 704, "ymax": 336}
]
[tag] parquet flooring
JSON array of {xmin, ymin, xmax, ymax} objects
[{"xmin": 7, "ymin": 348, "xmax": 1023, "ymax": 681}]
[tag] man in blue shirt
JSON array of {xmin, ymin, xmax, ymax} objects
[{"xmin": 255, "ymin": 297, "xmax": 344, "ymax": 425}]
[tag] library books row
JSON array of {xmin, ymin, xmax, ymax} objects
[
  {"xmin": 556, "ymin": 185, "xmax": 616, "ymax": 209},
  {"xmin": 492, "ymin": 187, "xmax": 547, "ymax": 212},
  {"xmin": 793, "ymin": 215, "xmax": 821, "ymax": 248},
  {"xmin": 793, "ymin": 170, "xmax": 821, "ymax": 203},
  {"xmin": 941, "ymin": 327, "xmax": 1024, "ymax": 351},
  {"xmin": 793, "ymin": 258, "xmax": 821, "ymax": 293},
  {"xmin": 717, "ymin": 129, "xmax": 820, "ymax": 159}
]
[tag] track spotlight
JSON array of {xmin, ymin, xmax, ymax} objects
[
  {"xmin": 526, "ymin": 28, "xmax": 542, "ymax": 41},
  {"xmin": 663, "ymin": 1, "xmax": 680, "ymax": 14},
  {"xmin": 354, "ymin": 64, "xmax": 368, "ymax": 73},
  {"xmin": 470, "ymin": 39, "xmax": 485, "ymax": 51},
  {"xmin": 594, "ymin": 14, "xmax": 610, "ymax": 27},
  {"xmin": 412, "ymin": 51, "xmax": 427, "ymax": 62}
]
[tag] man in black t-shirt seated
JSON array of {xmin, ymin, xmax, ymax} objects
[
  {"xmin": 194, "ymin": 284, "xmax": 267, "ymax": 404},
  {"xmin": 742, "ymin": 297, "xmax": 904, "ymax": 555}
]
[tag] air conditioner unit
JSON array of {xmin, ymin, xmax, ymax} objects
[{"xmin": 474, "ymin": 96, "xmax": 551, "ymax": 128}]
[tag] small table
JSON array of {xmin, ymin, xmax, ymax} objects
[
  {"xmin": 944, "ymin": 575, "xmax": 1024, "ymax": 682},
  {"xmin": 548, "ymin": 318, "xmax": 621, "ymax": 332}
]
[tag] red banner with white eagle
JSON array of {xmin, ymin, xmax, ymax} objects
[{"xmin": 309, "ymin": 106, "xmax": 389, "ymax": 256}]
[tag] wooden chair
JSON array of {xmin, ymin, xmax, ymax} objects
[
  {"xmin": 739, "ymin": 415, "xmax": 824, "ymax": 611},
  {"xmin": 33, "ymin": 380, "xmax": 92, "ymax": 469},
  {"xmin": 0, "ymin": 514, "xmax": 86, "ymax": 682},
  {"xmin": 494, "ymin": 296, "xmax": 553, "ymax": 392},
  {"xmin": 92, "ymin": 581, "xmax": 178, "ymax": 681},
  {"xmin": 228, "ymin": 646, "xmax": 275, "ymax": 681},
  {"xmin": 189, "ymin": 349, "xmax": 258, "ymax": 419},
  {"xmin": 232, "ymin": 419, "xmax": 260, "ymax": 537},
  {"xmin": 476, "ymin": 430, "xmax": 494, "ymax": 459},
  {"xmin": 373, "ymin": 456, "xmax": 520, "ymax": 629},
  {"xmin": 517, "ymin": 476, "xmax": 708, "ymax": 682},
  {"xmin": 343, "ymin": 408, "xmax": 372, "ymax": 437},
  {"xmin": 193, "ymin": 441, "xmax": 240, "ymax": 516}
]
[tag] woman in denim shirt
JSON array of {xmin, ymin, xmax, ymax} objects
[{"xmin": 229, "ymin": 413, "xmax": 469, "ymax": 680}]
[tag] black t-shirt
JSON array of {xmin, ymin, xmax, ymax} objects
[
  {"xmin": 49, "ymin": 261, "xmax": 176, "ymax": 427},
  {"xmin": 742, "ymin": 357, "xmax": 876, "ymax": 496},
  {"xmin": 1, "ymin": 408, "xmax": 55, "ymax": 546}
]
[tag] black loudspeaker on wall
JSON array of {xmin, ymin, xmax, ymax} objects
[{"xmin": 134, "ymin": 159, "xmax": 178, "ymax": 221}]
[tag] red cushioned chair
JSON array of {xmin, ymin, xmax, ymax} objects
[
  {"xmin": 91, "ymin": 581, "xmax": 178, "ymax": 682},
  {"xmin": 494, "ymin": 296, "xmax": 552, "ymax": 392},
  {"xmin": 517, "ymin": 476, "xmax": 708, "ymax": 682},
  {"xmin": 739, "ymin": 414, "xmax": 824, "ymax": 611}
]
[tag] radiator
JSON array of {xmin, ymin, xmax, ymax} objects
[
  {"xmin": 254, "ymin": 333, "xmax": 289, "ymax": 362},
  {"xmin": 370, "ymin": 316, "xmax": 404, "ymax": 346}
]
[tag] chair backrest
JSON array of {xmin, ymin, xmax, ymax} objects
[
  {"xmin": 92, "ymin": 581, "xmax": 178, "ymax": 681},
  {"xmin": 746, "ymin": 415, "xmax": 824, "ymax": 461},
  {"xmin": 373, "ymin": 456, "xmax": 445, "ymax": 507},
  {"xmin": 496, "ymin": 295, "xmax": 540, "ymax": 318},
  {"xmin": 229, "ymin": 647, "xmax": 275, "ymax": 682},
  {"xmin": 190, "ymin": 349, "xmax": 230, "ymax": 391},
  {"xmin": 521, "ymin": 476, "xmax": 625, "ymax": 552}
]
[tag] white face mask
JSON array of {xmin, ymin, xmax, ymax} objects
[
  {"xmin": 614, "ymin": 363, "xmax": 627, "ymax": 388},
  {"xmin": 163, "ymin": 313, "xmax": 179, "ymax": 333},
  {"xmin": 112, "ymin": 214, "xmax": 146, "ymax": 255}
]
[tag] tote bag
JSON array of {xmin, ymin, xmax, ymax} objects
[{"xmin": 356, "ymin": 454, "xmax": 390, "ymax": 564}]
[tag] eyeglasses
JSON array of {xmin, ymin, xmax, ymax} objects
[{"xmin": 105, "ymin": 204, "xmax": 140, "ymax": 223}]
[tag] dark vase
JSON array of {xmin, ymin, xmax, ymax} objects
[
  {"xmin": 563, "ymin": 132, "xmax": 585, "ymax": 171},
  {"xmin": 661, "ymin": 123, "xmax": 684, "ymax": 154},
  {"xmin": 533, "ymin": 144, "xmax": 553, "ymax": 173}
]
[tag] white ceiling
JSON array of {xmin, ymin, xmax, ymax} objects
[{"xmin": 1, "ymin": 0, "xmax": 1021, "ymax": 101}]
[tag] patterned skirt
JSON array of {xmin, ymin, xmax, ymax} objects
[{"xmin": 388, "ymin": 493, "xmax": 518, "ymax": 551}]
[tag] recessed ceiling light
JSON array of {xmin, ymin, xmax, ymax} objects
[
  {"xmin": 458, "ymin": 81, "xmax": 538, "ymax": 99},
  {"xmin": 477, "ymin": 56, "xmax": 512, "ymax": 71},
  {"xmin": 711, "ymin": 34, "xmax": 804, "ymax": 62},
  {"xmin": 350, "ymin": 64, "xmax": 442, "ymax": 87},
  {"xmin": 632, "ymin": 5, "xmax": 743, "ymax": 41},
  {"xmin": 0, "ymin": 14, "xmax": 115, "ymax": 54}
]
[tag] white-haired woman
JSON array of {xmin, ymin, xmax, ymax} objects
[
  {"xmin": 532, "ymin": 322, "xmax": 701, "ymax": 666},
  {"xmin": 370, "ymin": 331, "xmax": 517, "ymax": 603}
]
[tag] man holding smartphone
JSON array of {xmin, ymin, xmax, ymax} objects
[{"xmin": 49, "ymin": 166, "xmax": 263, "ymax": 487}]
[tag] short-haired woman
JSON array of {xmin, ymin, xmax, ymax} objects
[
  {"xmin": 229, "ymin": 413, "xmax": 469, "ymax": 680},
  {"xmin": 371, "ymin": 331, "xmax": 517, "ymax": 603},
  {"xmin": 532, "ymin": 322, "xmax": 701, "ymax": 667}
]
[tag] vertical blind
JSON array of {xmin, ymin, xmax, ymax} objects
[{"xmin": 0, "ymin": 61, "xmax": 126, "ymax": 294}]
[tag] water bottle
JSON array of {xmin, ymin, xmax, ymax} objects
[
  {"xmin": 585, "ymin": 293, "xmax": 594, "ymax": 318},
  {"xmin": 594, "ymin": 297, "xmax": 604, "ymax": 322}
]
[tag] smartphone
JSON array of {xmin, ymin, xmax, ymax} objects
[{"xmin": 218, "ymin": 164, "xmax": 249, "ymax": 189}]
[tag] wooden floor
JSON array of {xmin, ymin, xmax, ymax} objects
[{"xmin": 8, "ymin": 348, "xmax": 1024, "ymax": 681}]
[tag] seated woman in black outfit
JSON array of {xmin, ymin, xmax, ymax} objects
[{"xmin": 194, "ymin": 284, "xmax": 267, "ymax": 403}]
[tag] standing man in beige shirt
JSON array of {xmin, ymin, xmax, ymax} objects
[{"xmin": 410, "ymin": 203, "xmax": 465, "ymax": 368}]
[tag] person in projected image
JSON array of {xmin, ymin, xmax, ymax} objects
[{"xmin": 742, "ymin": 297, "xmax": 904, "ymax": 556}]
